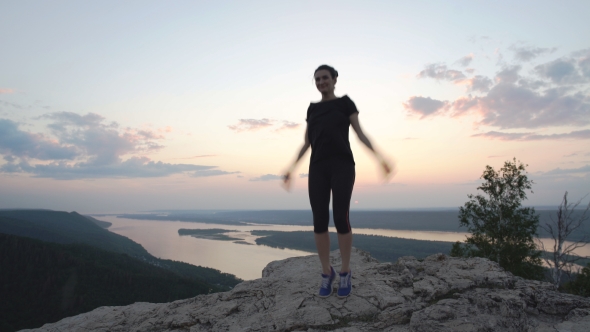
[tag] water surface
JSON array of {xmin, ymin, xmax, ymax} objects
[{"xmin": 101, "ymin": 216, "xmax": 590, "ymax": 280}]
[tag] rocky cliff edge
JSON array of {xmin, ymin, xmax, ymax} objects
[{"xmin": 23, "ymin": 248, "xmax": 590, "ymax": 331}]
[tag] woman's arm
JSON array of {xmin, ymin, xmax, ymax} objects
[
  {"xmin": 282, "ymin": 125, "xmax": 310, "ymax": 190},
  {"xmin": 350, "ymin": 113, "xmax": 375, "ymax": 152},
  {"xmin": 349, "ymin": 113, "xmax": 393, "ymax": 176}
]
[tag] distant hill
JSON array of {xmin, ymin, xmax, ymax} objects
[
  {"xmin": 0, "ymin": 210, "xmax": 241, "ymax": 289},
  {"xmin": 0, "ymin": 233, "xmax": 216, "ymax": 332},
  {"xmin": 251, "ymin": 230, "xmax": 453, "ymax": 263},
  {"xmin": 116, "ymin": 210, "xmax": 465, "ymax": 231}
]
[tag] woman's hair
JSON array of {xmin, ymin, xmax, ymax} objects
[{"xmin": 314, "ymin": 64, "xmax": 338, "ymax": 79}]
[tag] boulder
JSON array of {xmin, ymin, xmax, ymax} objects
[{"xmin": 23, "ymin": 248, "xmax": 590, "ymax": 332}]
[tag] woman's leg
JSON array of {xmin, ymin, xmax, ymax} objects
[
  {"xmin": 308, "ymin": 161, "xmax": 332, "ymax": 275},
  {"xmin": 337, "ymin": 232, "xmax": 353, "ymax": 273},
  {"xmin": 314, "ymin": 231, "xmax": 331, "ymax": 275},
  {"xmin": 331, "ymin": 161, "xmax": 355, "ymax": 273}
]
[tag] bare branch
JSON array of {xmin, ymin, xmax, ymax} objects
[{"xmin": 539, "ymin": 191, "xmax": 590, "ymax": 288}]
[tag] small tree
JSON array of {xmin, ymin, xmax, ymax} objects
[
  {"xmin": 565, "ymin": 263, "xmax": 590, "ymax": 297},
  {"xmin": 539, "ymin": 192, "xmax": 590, "ymax": 289},
  {"xmin": 451, "ymin": 158, "xmax": 543, "ymax": 280}
]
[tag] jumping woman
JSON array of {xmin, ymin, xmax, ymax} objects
[{"xmin": 282, "ymin": 64, "xmax": 392, "ymax": 298}]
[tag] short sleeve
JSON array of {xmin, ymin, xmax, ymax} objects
[
  {"xmin": 342, "ymin": 95, "xmax": 359, "ymax": 117},
  {"xmin": 305, "ymin": 103, "xmax": 313, "ymax": 122}
]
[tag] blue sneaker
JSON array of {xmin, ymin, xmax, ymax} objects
[
  {"xmin": 318, "ymin": 266, "xmax": 336, "ymax": 297},
  {"xmin": 337, "ymin": 270, "xmax": 352, "ymax": 298}
]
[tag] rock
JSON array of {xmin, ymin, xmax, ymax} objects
[{"xmin": 21, "ymin": 248, "xmax": 590, "ymax": 332}]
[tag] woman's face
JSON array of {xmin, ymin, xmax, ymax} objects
[{"xmin": 314, "ymin": 69, "xmax": 336, "ymax": 94}]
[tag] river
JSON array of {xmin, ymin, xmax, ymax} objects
[{"xmin": 100, "ymin": 216, "xmax": 590, "ymax": 280}]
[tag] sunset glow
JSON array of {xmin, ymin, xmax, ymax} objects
[{"xmin": 1, "ymin": 1, "xmax": 589, "ymax": 212}]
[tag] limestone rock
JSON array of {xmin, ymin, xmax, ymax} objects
[{"xmin": 22, "ymin": 248, "xmax": 590, "ymax": 332}]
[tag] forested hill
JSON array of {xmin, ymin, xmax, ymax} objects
[
  {"xmin": 0, "ymin": 233, "xmax": 216, "ymax": 332},
  {"xmin": 0, "ymin": 210, "xmax": 243, "ymax": 331},
  {"xmin": 84, "ymin": 214, "xmax": 112, "ymax": 228},
  {"xmin": 0, "ymin": 210, "xmax": 241, "ymax": 289},
  {"xmin": 0, "ymin": 210, "xmax": 149, "ymax": 257}
]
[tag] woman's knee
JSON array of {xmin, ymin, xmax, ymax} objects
[
  {"xmin": 334, "ymin": 221, "xmax": 351, "ymax": 234},
  {"xmin": 314, "ymin": 224, "xmax": 329, "ymax": 234}
]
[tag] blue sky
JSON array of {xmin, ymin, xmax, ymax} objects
[{"xmin": 1, "ymin": 1, "xmax": 589, "ymax": 212}]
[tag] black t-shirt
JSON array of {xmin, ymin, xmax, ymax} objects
[{"xmin": 306, "ymin": 95, "xmax": 359, "ymax": 165}]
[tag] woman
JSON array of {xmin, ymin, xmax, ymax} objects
[{"xmin": 283, "ymin": 64, "xmax": 392, "ymax": 298}]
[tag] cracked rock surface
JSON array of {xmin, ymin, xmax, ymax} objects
[{"xmin": 23, "ymin": 248, "xmax": 590, "ymax": 331}]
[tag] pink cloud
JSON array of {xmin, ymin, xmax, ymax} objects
[{"xmin": 0, "ymin": 88, "xmax": 15, "ymax": 94}]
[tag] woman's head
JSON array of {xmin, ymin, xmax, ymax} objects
[{"xmin": 314, "ymin": 64, "xmax": 338, "ymax": 95}]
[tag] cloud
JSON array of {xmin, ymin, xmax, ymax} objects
[
  {"xmin": 299, "ymin": 173, "xmax": 308, "ymax": 178},
  {"xmin": 276, "ymin": 121, "xmax": 300, "ymax": 131},
  {"xmin": 193, "ymin": 169, "xmax": 240, "ymax": 178},
  {"xmin": 172, "ymin": 155, "xmax": 217, "ymax": 160},
  {"xmin": 42, "ymin": 112, "xmax": 106, "ymax": 128},
  {"xmin": 563, "ymin": 153, "xmax": 578, "ymax": 157},
  {"xmin": 471, "ymin": 129, "xmax": 590, "ymax": 141},
  {"xmin": 535, "ymin": 57, "xmax": 588, "ymax": 84},
  {"xmin": 453, "ymin": 84, "xmax": 590, "ymax": 129},
  {"xmin": 455, "ymin": 54, "xmax": 474, "ymax": 67},
  {"xmin": 403, "ymin": 96, "xmax": 449, "ymax": 118},
  {"xmin": 409, "ymin": 48, "xmax": 590, "ymax": 132},
  {"xmin": 576, "ymin": 49, "xmax": 590, "ymax": 79},
  {"xmin": 249, "ymin": 174, "xmax": 282, "ymax": 181},
  {"xmin": 495, "ymin": 65, "xmax": 521, "ymax": 84},
  {"xmin": 465, "ymin": 75, "xmax": 493, "ymax": 92},
  {"xmin": 229, "ymin": 119, "xmax": 301, "ymax": 132},
  {"xmin": 542, "ymin": 165, "xmax": 590, "ymax": 176},
  {"xmin": 0, "ymin": 100, "xmax": 28, "ymax": 110},
  {"xmin": 0, "ymin": 88, "xmax": 15, "ymax": 94},
  {"xmin": 0, "ymin": 156, "xmax": 219, "ymax": 180},
  {"xmin": 509, "ymin": 45, "xmax": 556, "ymax": 62},
  {"xmin": 228, "ymin": 119, "xmax": 274, "ymax": 132},
  {"xmin": 38, "ymin": 112, "xmax": 166, "ymax": 165},
  {"xmin": 467, "ymin": 35, "xmax": 491, "ymax": 43},
  {"xmin": 417, "ymin": 63, "xmax": 492, "ymax": 93},
  {"xmin": 0, "ymin": 119, "xmax": 79, "ymax": 160},
  {"xmin": 417, "ymin": 63, "xmax": 466, "ymax": 82},
  {"xmin": 0, "ymin": 113, "xmax": 236, "ymax": 180}
]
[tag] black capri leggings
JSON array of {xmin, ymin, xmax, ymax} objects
[{"xmin": 308, "ymin": 158, "xmax": 355, "ymax": 234}]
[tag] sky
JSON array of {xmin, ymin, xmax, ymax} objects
[{"xmin": 1, "ymin": 0, "xmax": 589, "ymax": 213}]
